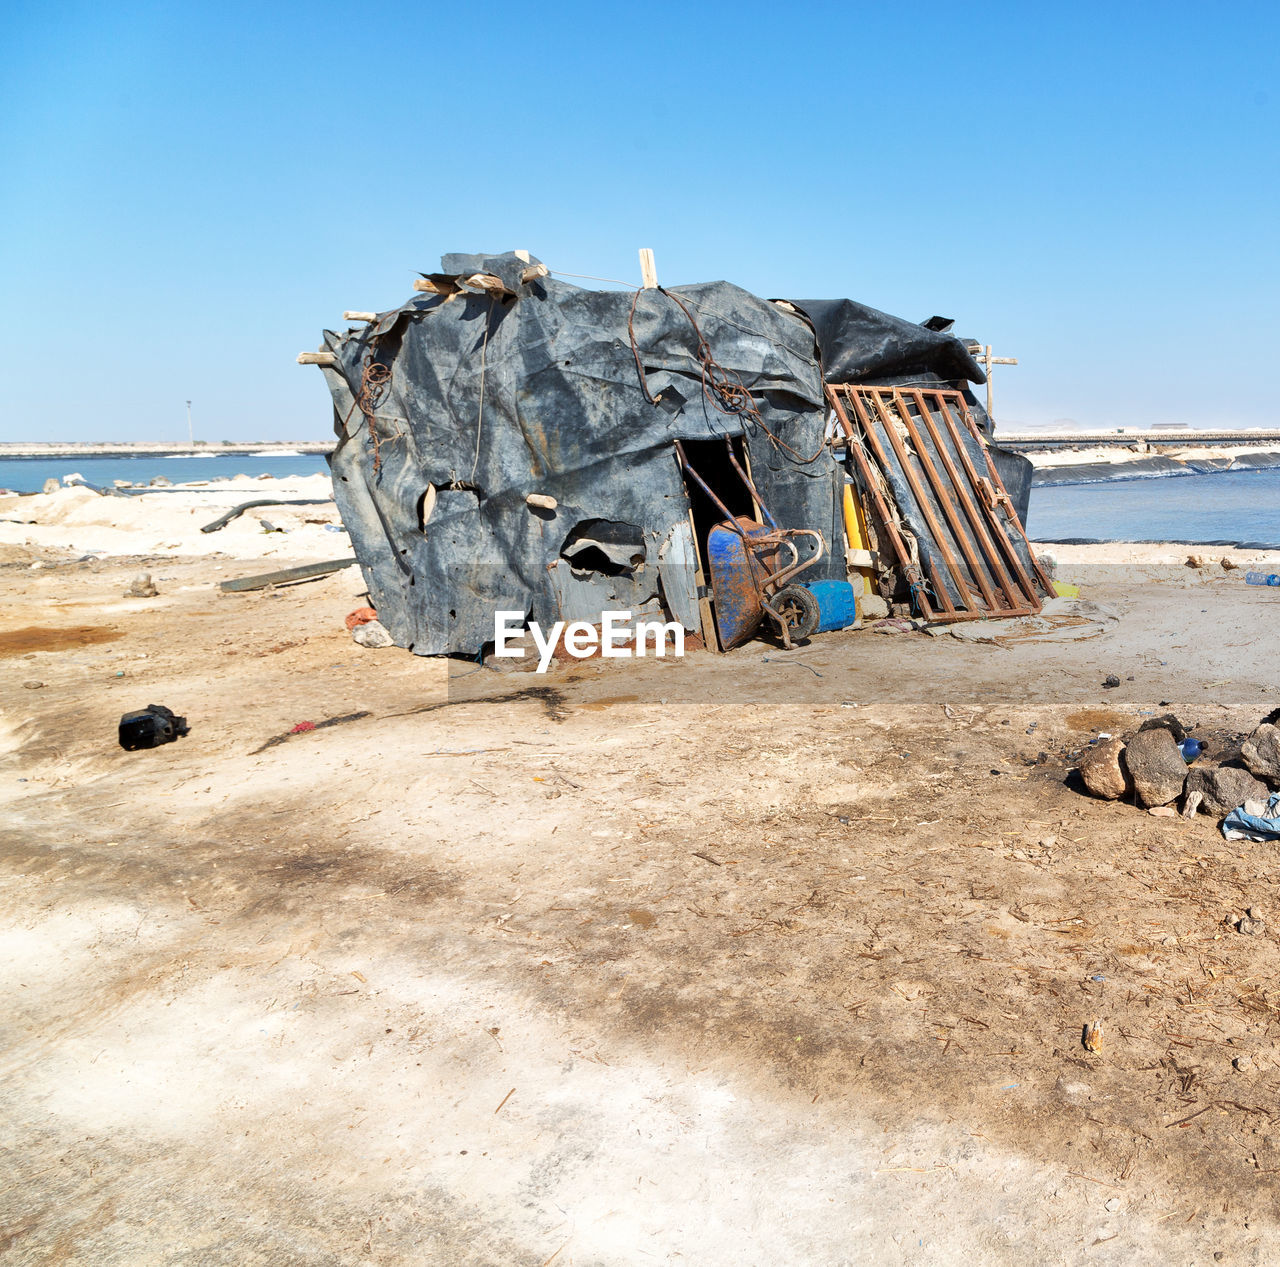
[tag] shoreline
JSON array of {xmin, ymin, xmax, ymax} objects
[
  {"xmin": 2, "ymin": 476, "xmax": 1279, "ymax": 571},
  {"xmin": 0, "ymin": 440, "xmax": 333, "ymax": 459}
]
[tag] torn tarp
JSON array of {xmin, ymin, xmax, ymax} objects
[
  {"xmin": 787, "ymin": 297, "xmax": 1033, "ymax": 525},
  {"xmin": 315, "ymin": 253, "xmax": 843, "ymax": 656}
]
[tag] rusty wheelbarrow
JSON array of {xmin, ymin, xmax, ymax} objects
[{"xmin": 675, "ymin": 438, "xmax": 826, "ymax": 650}]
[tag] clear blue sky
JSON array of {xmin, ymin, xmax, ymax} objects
[{"xmin": 2, "ymin": 0, "xmax": 1276, "ymax": 440}]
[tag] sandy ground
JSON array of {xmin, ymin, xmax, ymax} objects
[
  {"xmin": 0, "ymin": 477, "xmax": 348, "ymax": 561},
  {"xmin": 4, "ymin": 493, "xmax": 1280, "ymax": 1264}
]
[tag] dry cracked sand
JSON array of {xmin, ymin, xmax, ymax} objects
[{"xmin": 3, "ymin": 528, "xmax": 1280, "ymax": 1265}]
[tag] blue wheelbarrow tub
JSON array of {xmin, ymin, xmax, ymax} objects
[{"xmin": 706, "ymin": 517, "xmax": 779, "ymax": 650}]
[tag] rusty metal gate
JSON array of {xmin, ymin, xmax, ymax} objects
[{"xmin": 826, "ymin": 384, "xmax": 1054, "ymax": 623}]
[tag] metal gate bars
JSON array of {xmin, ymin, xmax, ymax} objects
[{"xmin": 826, "ymin": 384, "xmax": 1055, "ymax": 623}]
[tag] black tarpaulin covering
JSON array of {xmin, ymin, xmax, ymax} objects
[
  {"xmin": 788, "ymin": 299, "xmax": 987, "ymax": 387},
  {"xmin": 317, "ymin": 253, "xmax": 843, "ymax": 656},
  {"xmin": 788, "ymin": 297, "xmax": 1033, "ymax": 525}
]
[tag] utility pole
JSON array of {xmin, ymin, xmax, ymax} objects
[
  {"xmin": 975, "ymin": 345, "xmax": 1018, "ymax": 426},
  {"xmin": 186, "ymin": 400, "xmax": 193, "ymax": 446}
]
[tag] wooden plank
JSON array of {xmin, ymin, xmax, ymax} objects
[
  {"xmin": 297, "ymin": 351, "xmax": 338, "ymax": 366},
  {"xmin": 639, "ymin": 248, "xmax": 658, "ymax": 289},
  {"xmin": 687, "ymin": 506, "xmax": 719, "ymax": 652},
  {"xmin": 220, "ymin": 558, "xmax": 357, "ymax": 592}
]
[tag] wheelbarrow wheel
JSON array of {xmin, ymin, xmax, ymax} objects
[{"xmin": 771, "ymin": 585, "xmax": 820, "ymax": 641}]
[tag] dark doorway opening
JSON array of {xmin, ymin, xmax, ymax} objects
[{"xmin": 678, "ymin": 436, "xmax": 754, "ymax": 564}]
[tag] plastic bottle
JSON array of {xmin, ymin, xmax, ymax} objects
[{"xmin": 1245, "ymin": 572, "xmax": 1280, "ymax": 587}]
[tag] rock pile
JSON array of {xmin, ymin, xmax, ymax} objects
[{"xmin": 1078, "ymin": 713, "xmax": 1280, "ymax": 829}]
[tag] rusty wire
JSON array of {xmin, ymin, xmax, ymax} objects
[
  {"xmin": 342, "ymin": 354, "xmax": 393, "ymax": 472},
  {"xmin": 628, "ymin": 287, "xmax": 828, "ymax": 465}
]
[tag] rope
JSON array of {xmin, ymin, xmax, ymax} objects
[
  {"xmin": 628, "ymin": 286, "xmax": 828, "ymax": 465},
  {"xmin": 548, "ymin": 269, "xmax": 641, "ymax": 289},
  {"xmin": 342, "ymin": 354, "xmax": 393, "ymax": 473}
]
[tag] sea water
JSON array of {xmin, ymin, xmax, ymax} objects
[
  {"xmin": 0, "ymin": 453, "xmax": 331, "ymax": 493},
  {"xmin": 1027, "ymin": 467, "xmax": 1280, "ymax": 548},
  {"xmin": 4, "ymin": 452, "xmax": 1279, "ymax": 549}
]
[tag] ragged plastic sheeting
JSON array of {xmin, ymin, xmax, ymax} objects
[
  {"xmin": 316, "ymin": 253, "xmax": 844, "ymax": 655},
  {"xmin": 1222, "ymin": 793, "xmax": 1280, "ymax": 842},
  {"xmin": 307, "ymin": 250, "xmax": 1029, "ymax": 655}
]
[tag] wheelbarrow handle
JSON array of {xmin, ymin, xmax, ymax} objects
[
  {"xmin": 722, "ymin": 438, "xmax": 778, "ymax": 530},
  {"xmin": 674, "ymin": 439, "xmax": 742, "ymax": 530},
  {"xmin": 766, "ymin": 529, "xmax": 826, "ymax": 590}
]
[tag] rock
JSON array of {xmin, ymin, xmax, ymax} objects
[
  {"xmin": 1102, "ymin": 674, "xmax": 1121, "ymax": 688},
  {"xmin": 1148, "ymin": 806, "xmax": 1177, "ymax": 818},
  {"xmin": 1249, "ymin": 906, "xmax": 1264, "ymax": 920},
  {"xmin": 1185, "ymin": 765, "xmax": 1270, "ymax": 817},
  {"xmin": 149, "ymin": 475, "xmax": 172, "ymax": 487},
  {"xmin": 1082, "ymin": 1020, "xmax": 1103, "ymax": 1052},
  {"xmin": 22, "ymin": 680, "xmax": 44, "ymax": 690},
  {"xmin": 41, "ymin": 477, "xmax": 60, "ymax": 494},
  {"xmin": 1123, "ymin": 727, "xmax": 1189, "ymax": 807},
  {"xmin": 1105, "ymin": 1197, "xmax": 1121, "ymax": 1212},
  {"xmin": 351, "ymin": 619, "xmax": 395, "ymax": 649},
  {"xmin": 1238, "ymin": 916, "xmax": 1266, "ymax": 936},
  {"xmin": 127, "ymin": 572, "xmax": 158, "ymax": 598},
  {"xmin": 1233, "ymin": 1054, "xmax": 1253, "ymax": 1072},
  {"xmin": 859, "ymin": 594, "xmax": 889, "ymax": 620},
  {"xmin": 1079, "ymin": 737, "xmax": 1130, "ymax": 800},
  {"xmin": 1138, "ymin": 713, "xmax": 1187, "ymax": 743},
  {"xmin": 1242, "ymin": 724, "xmax": 1280, "ymax": 784}
]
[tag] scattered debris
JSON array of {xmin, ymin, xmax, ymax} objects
[
  {"xmin": 127, "ymin": 571, "xmax": 158, "ymax": 598},
  {"xmin": 200, "ymin": 498, "xmax": 333, "ymax": 534},
  {"xmin": 351, "ymin": 620, "xmax": 395, "ymax": 649},
  {"xmin": 1148, "ymin": 806, "xmax": 1177, "ymax": 818},
  {"xmin": 219, "ymin": 558, "xmax": 358, "ymax": 593},
  {"xmin": 1223, "ymin": 793, "xmax": 1280, "ymax": 842},
  {"xmin": 1082, "ymin": 1021, "xmax": 1103, "ymax": 1053},
  {"xmin": 118, "ymin": 704, "xmax": 189, "ymax": 751},
  {"xmin": 1103, "ymin": 674, "xmax": 1121, "ymax": 689},
  {"xmin": 873, "ymin": 617, "xmax": 916, "ymax": 635},
  {"xmin": 255, "ymin": 711, "xmax": 373, "ymax": 752},
  {"xmin": 345, "ymin": 606, "xmax": 379, "ymax": 631}
]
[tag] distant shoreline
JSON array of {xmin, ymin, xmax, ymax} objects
[{"xmin": 0, "ymin": 441, "xmax": 334, "ymax": 459}]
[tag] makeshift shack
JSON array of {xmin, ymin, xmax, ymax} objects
[{"xmin": 304, "ymin": 250, "xmax": 1048, "ymax": 654}]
